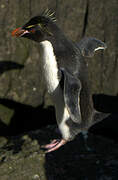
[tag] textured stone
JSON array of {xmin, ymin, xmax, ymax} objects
[{"xmin": 0, "ymin": 0, "xmax": 118, "ymax": 127}]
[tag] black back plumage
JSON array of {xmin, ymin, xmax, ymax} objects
[{"xmin": 45, "ymin": 22, "xmax": 94, "ymax": 127}]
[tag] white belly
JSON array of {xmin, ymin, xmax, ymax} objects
[
  {"xmin": 39, "ymin": 40, "xmax": 59, "ymax": 94},
  {"xmin": 39, "ymin": 40, "xmax": 70, "ymax": 140}
]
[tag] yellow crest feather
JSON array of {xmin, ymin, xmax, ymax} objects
[{"xmin": 42, "ymin": 9, "xmax": 56, "ymax": 22}]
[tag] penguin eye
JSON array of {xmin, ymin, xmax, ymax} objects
[
  {"xmin": 25, "ymin": 25, "xmax": 36, "ymax": 33},
  {"xmin": 29, "ymin": 29, "xmax": 36, "ymax": 33}
]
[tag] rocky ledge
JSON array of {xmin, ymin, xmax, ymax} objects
[{"xmin": 0, "ymin": 126, "xmax": 118, "ymax": 180}]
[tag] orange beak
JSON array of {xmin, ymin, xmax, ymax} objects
[{"xmin": 11, "ymin": 27, "xmax": 29, "ymax": 37}]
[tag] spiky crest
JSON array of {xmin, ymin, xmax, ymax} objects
[{"xmin": 41, "ymin": 9, "xmax": 56, "ymax": 22}]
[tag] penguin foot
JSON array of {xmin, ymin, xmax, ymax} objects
[
  {"xmin": 81, "ymin": 131, "xmax": 95, "ymax": 152},
  {"xmin": 42, "ymin": 139, "xmax": 67, "ymax": 153}
]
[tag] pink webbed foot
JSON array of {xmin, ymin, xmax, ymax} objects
[{"xmin": 42, "ymin": 139, "xmax": 67, "ymax": 153}]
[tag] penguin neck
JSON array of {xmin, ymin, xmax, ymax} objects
[
  {"xmin": 45, "ymin": 24, "xmax": 80, "ymax": 75},
  {"xmin": 39, "ymin": 40, "xmax": 60, "ymax": 94},
  {"xmin": 46, "ymin": 23, "xmax": 75, "ymax": 59}
]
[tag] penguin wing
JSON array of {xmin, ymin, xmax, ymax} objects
[
  {"xmin": 76, "ymin": 37, "xmax": 107, "ymax": 57},
  {"xmin": 60, "ymin": 68, "xmax": 82, "ymax": 124}
]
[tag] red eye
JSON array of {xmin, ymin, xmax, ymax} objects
[{"xmin": 30, "ymin": 29, "xmax": 35, "ymax": 33}]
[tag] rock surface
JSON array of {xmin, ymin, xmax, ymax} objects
[
  {"xmin": 0, "ymin": 127, "xmax": 118, "ymax": 180},
  {"xmin": 0, "ymin": 0, "xmax": 118, "ymax": 105}
]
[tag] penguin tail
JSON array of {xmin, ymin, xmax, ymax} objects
[{"xmin": 90, "ymin": 110, "xmax": 110, "ymax": 127}]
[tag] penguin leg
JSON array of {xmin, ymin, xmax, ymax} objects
[
  {"xmin": 42, "ymin": 106, "xmax": 70, "ymax": 153},
  {"xmin": 81, "ymin": 130, "xmax": 92, "ymax": 151},
  {"xmin": 41, "ymin": 84, "xmax": 70, "ymax": 153}
]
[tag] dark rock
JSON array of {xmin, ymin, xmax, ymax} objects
[{"xmin": 0, "ymin": 127, "xmax": 118, "ymax": 180}]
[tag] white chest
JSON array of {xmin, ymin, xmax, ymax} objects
[
  {"xmin": 39, "ymin": 41, "xmax": 71, "ymax": 140},
  {"xmin": 39, "ymin": 40, "xmax": 59, "ymax": 94}
]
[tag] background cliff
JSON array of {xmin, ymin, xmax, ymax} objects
[{"xmin": 0, "ymin": 0, "xmax": 118, "ymax": 134}]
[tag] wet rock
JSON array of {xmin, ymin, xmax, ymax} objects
[{"xmin": 0, "ymin": 127, "xmax": 118, "ymax": 180}]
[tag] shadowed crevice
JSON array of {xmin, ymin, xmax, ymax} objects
[
  {"xmin": 82, "ymin": 0, "xmax": 89, "ymax": 37},
  {"xmin": 0, "ymin": 61, "xmax": 24, "ymax": 75}
]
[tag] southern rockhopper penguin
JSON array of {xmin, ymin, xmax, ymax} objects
[{"xmin": 12, "ymin": 10, "xmax": 107, "ymax": 153}]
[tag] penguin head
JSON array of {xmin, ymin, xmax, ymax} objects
[{"xmin": 12, "ymin": 10, "xmax": 56, "ymax": 42}]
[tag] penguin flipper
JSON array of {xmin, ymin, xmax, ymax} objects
[
  {"xmin": 77, "ymin": 37, "xmax": 107, "ymax": 57},
  {"xmin": 60, "ymin": 68, "xmax": 82, "ymax": 124}
]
